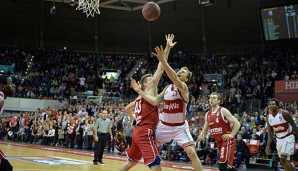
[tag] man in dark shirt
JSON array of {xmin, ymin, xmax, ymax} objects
[
  {"xmin": 259, "ymin": 127, "xmax": 268, "ymax": 157},
  {"xmin": 258, "ymin": 115, "xmax": 266, "ymax": 128},
  {"xmin": 236, "ymin": 133, "xmax": 250, "ymax": 168}
]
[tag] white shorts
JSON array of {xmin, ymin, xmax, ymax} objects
[
  {"xmin": 155, "ymin": 120, "xmax": 194, "ymax": 148},
  {"xmin": 276, "ymin": 134, "xmax": 295, "ymax": 158}
]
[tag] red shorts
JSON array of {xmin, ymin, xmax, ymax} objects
[
  {"xmin": 126, "ymin": 127, "xmax": 160, "ymax": 166},
  {"xmin": 218, "ymin": 138, "xmax": 236, "ymax": 167}
]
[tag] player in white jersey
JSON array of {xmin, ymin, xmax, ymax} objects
[
  {"xmin": 266, "ymin": 98, "xmax": 298, "ymax": 171},
  {"xmin": 0, "ymin": 74, "xmax": 15, "ymax": 171},
  {"xmin": 131, "ymin": 44, "xmax": 202, "ymax": 171}
]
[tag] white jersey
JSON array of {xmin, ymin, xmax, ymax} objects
[
  {"xmin": 268, "ymin": 109, "xmax": 292, "ymax": 139},
  {"xmin": 0, "ymin": 91, "xmax": 4, "ymax": 114},
  {"xmin": 160, "ymin": 84, "xmax": 187, "ymax": 126}
]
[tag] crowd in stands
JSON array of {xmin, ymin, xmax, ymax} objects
[
  {"xmin": 1, "ymin": 45, "xmax": 297, "ymax": 107},
  {"xmin": 1, "ymin": 45, "xmax": 145, "ymax": 100},
  {"xmin": 0, "ymin": 102, "xmax": 131, "ymax": 154},
  {"xmin": 1, "ymin": 45, "xmax": 298, "ymax": 168},
  {"xmin": 143, "ymin": 48, "xmax": 297, "ymax": 112}
]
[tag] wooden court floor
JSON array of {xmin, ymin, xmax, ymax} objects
[{"xmin": 0, "ymin": 141, "xmax": 219, "ymax": 171}]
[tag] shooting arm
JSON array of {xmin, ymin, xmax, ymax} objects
[
  {"xmin": 160, "ymin": 59, "xmax": 189, "ymax": 100},
  {"xmin": 150, "ymin": 48, "xmax": 170, "ymax": 89},
  {"xmin": 149, "ymin": 35, "xmax": 174, "ymax": 88}
]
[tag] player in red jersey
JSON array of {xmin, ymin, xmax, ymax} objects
[
  {"xmin": 119, "ymin": 34, "xmax": 176, "ymax": 171},
  {"xmin": 198, "ymin": 92, "xmax": 240, "ymax": 171},
  {"xmin": 0, "ymin": 74, "xmax": 15, "ymax": 171},
  {"xmin": 130, "ymin": 45, "xmax": 203, "ymax": 170},
  {"xmin": 266, "ymin": 98, "xmax": 298, "ymax": 171}
]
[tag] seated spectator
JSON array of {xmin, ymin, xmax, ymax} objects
[
  {"xmin": 242, "ymin": 125, "xmax": 251, "ymax": 139},
  {"xmin": 250, "ymin": 128, "xmax": 260, "ymax": 140},
  {"xmin": 259, "ymin": 127, "xmax": 268, "ymax": 157},
  {"xmin": 236, "ymin": 133, "xmax": 250, "ymax": 168},
  {"xmin": 258, "ymin": 115, "xmax": 266, "ymax": 128},
  {"xmin": 42, "ymin": 126, "xmax": 49, "ymax": 145},
  {"xmin": 195, "ymin": 139, "xmax": 209, "ymax": 165},
  {"xmin": 17, "ymin": 125, "xmax": 25, "ymax": 141},
  {"xmin": 24, "ymin": 125, "xmax": 31, "ymax": 142}
]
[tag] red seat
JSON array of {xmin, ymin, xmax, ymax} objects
[{"xmin": 246, "ymin": 140, "xmax": 260, "ymax": 156}]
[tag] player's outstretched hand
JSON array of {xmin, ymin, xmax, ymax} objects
[
  {"xmin": 131, "ymin": 79, "xmax": 141, "ymax": 93},
  {"xmin": 222, "ymin": 134, "xmax": 234, "ymax": 141},
  {"xmin": 152, "ymin": 45, "xmax": 166, "ymax": 61},
  {"xmin": 165, "ymin": 34, "xmax": 177, "ymax": 49}
]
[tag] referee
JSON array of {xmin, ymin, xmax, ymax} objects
[{"xmin": 93, "ymin": 110, "xmax": 112, "ymax": 165}]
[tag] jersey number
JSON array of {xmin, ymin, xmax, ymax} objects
[
  {"xmin": 134, "ymin": 100, "xmax": 142, "ymax": 114},
  {"xmin": 216, "ymin": 117, "xmax": 219, "ymax": 123}
]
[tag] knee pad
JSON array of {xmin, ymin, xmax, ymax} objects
[
  {"xmin": 219, "ymin": 163, "xmax": 228, "ymax": 171},
  {"xmin": 148, "ymin": 156, "xmax": 161, "ymax": 168}
]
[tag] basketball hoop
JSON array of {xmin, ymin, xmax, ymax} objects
[{"xmin": 76, "ymin": 0, "xmax": 101, "ymax": 17}]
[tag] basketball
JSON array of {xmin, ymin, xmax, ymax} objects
[{"xmin": 142, "ymin": 2, "xmax": 161, "ymax": 21}]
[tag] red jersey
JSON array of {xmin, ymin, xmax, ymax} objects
[
  {"xmin": 207, "ymin": 106, "xmax": 232, "ymax": 144},
  {"xmin": 134, "ymin": 95, "xmax": 159, "ymax": 130}
]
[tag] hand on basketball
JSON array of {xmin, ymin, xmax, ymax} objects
[
  {"xmin": 130, "ymin": 79, "xmax": 141, "ymax": 93},
  {"xmin": 265, "ymin": 145, "xmax": 270, "ymax": 155},
  {"xmin": 222, "ymin": 134, "xmax": 234, "ymax": 140},
  {"xmin": 152, "ymin": 45, "xmax": 166, "ymax": 62},
  {"xmin": 165, "ymin": 34, "xmax": 177, "ymax": 49}
]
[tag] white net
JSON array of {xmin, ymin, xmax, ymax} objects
[{"xmin": 76, "ymin": 0, "xmax": 101, "ymax": 17}]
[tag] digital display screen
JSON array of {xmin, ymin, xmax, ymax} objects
[{"xmin": 261, "ymin": 4, "xmax": 298, "ymax": 40}]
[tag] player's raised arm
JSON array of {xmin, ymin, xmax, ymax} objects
[
  {"xmin": 153, "ymin": 46, "xmax": 189, "ymax": 102},
  {"xmin": 221, "ymin": 108, "xmax": 240, "ymax": 140},
  {"xmin": 147, "ymin": 34, "xmax": 177, "ymax": 91},
  {"xmin": 131, "ymin": 79, "xmax": 165, "ymax": 106}
]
